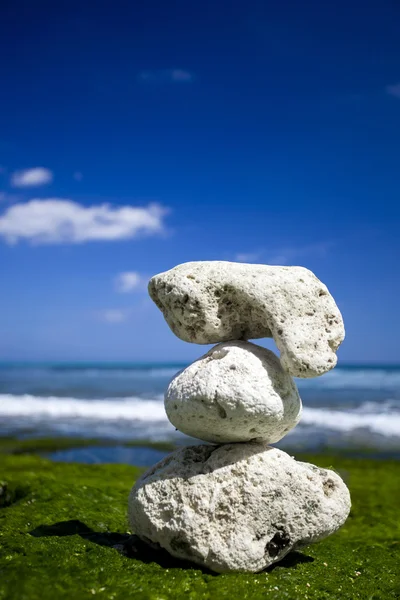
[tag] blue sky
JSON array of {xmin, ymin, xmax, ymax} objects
[{"xmin": 0, "ymin": 0, "xmax": 399, "ymax": 363}]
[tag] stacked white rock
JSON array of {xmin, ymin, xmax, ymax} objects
[{"xmin": 128, "ymin": 261, "xmax": 351, "ymax": 573}]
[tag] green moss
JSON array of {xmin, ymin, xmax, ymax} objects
[
  {"xmin": 0, "ymin": 436, "xmax": 177, "ymax": 455},
  {"xmin": 1, "ymin": 452, "xmax": 400, "ymax": 599}
]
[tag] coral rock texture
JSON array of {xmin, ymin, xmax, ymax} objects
[
  {"xmin": 165, "ymin": 341, "xmax": 302, "ymax": 443},
  {"xmin": 148, "ymin": 261, "xmax": 344, "ymax": 378},
  {"xmin": 129, "ymin": 444, "xmax": 351, "ymax": 573}
]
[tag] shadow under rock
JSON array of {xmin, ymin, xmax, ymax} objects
[
  {"xmin": 266, "ymin": 550, "xmax": 314, "ymax": 571},
  {"xmin": 29, "ymin": 519, "xmax": 314, "ymax": 574},
  {"xmin": 29, "ymin": 520, "xmax": 213, "ymax": 572}
]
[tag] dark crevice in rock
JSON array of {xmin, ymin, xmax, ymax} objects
[
  {"xmin": 170, "ymin": 536, "xmax": 196, "ymax": 557},
  {"xmin": 214, "ymin": 400, "xmax": 227, "ymax": 419},
  {"xmin": 323, "ymin": 478, "xmax": 336, "ymax": 496},
  {"xmin": 265, "ymin": 529, "xmax": 291, "ymax": 558}
]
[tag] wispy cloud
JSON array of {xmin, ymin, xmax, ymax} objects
[
  {"xmin": 73, "ymin": 171, "xmax": 83, "ymax": 181},
  {"xmin": 232, "ymin": 242, "xmax": 332, "ymax": 266},
  {"xmin": 386, "ymin": 83, "xmax": 400, "ymax": 99},
  {"xmin": 115, "ymin": 271, "xmax": 144, "ymax": 293},
  {"xmin": 0, "ymin": 199, "xmax": 168, "ymax": 245},
  {"xmin": 266, "ymin": 242, "xmax": 333, "ymax": 265},
  {"xmin": 0, "ymin": 191, "xmax": 26, "ymax": 204},
  {"xmin": 97, "ymin": 309, "xmax": 130, "ymax": 323},
  {"xmin": 234, "ymin": 251, "xmax": 264, "ymax": 263},
  {"xmin": 11, "ymin": 167, "xmax": 53, "ymax": 188},
  {"xmin": 138, "ymin": 69, "xmax": 195, "ymax": 84}
]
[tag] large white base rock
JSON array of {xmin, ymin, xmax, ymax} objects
[
  {"xmin": 128, "ymin": 444, "xmax": 351, "ymax": 573},
  {"xmin": 148, "ymin": 261, "xmax": 344, "ymax": 378},
  {"xmin": 165, "ymin": 341, "xmax": 302, "ymax": 443}
]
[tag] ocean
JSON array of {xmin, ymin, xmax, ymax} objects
[{"xmin": 1, "ymin": 362, "xmax": 400, "ymax": 462}]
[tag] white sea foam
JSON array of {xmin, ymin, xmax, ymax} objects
[
  {"xmin": 1, "ymin": 394, "xmax": 400, "ymax": 439},
  {"xmin": 0, "ymin": 394, "xmax": 167, "ymax": 422},
  {"xmin": 301, "ymin": 403, "xmax": 400, "ymax": 437}
]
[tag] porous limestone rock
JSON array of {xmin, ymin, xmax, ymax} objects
[
  {"xmin": 148, "ymin": 261, "xmax": 344, "ymax": 378},
  {"xmin": 128, "ymin": 444, "xmax": 351, "ymax": 573},
  {"xmin": 165, "ymin": 341, "xmax": 302, "ymax": 443}
]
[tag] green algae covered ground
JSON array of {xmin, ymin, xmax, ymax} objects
[{"xmin": 1, "ymin": 444, "xmax": 400, "ymax": 599}]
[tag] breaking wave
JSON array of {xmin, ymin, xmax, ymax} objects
[{"xmin": 1, "ymin": 394, "xmax": 400, "ymax": 441}]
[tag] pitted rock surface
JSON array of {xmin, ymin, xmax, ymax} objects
[
  {"xmin": 128, "ymin": 444, "xmax": 351, "ymax": 573},
  {"xmin": 165, "ymin": 341, "xmax": 301, "ymax": 443},
  {"xmin": 148, "ymin": 261, "xmax": 344, "ymax": 378}
]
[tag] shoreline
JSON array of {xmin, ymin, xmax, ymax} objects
[{"xmin": 2, "ymin": 435, "xmax": 400, "ymax": 464}]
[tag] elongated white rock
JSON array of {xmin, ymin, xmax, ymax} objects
[
  {"xmin": 165, "ymin": 341, "xmax": 301, "ymax": 443},
  {"xmin": 149, "ymin": 261, "xmax": 344, "ymax": 378},
  {"xmin": 128, "ymin": 444, "xmax": 351, "ymax": 573}
]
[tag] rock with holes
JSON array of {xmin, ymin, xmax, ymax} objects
[
  {"xmin": 165, "ymin": 341, "xmax": 302, "ymax": 443},
  {"xmin": 128, "ymin": 444, "xmax": 351, "ymax": 573},
  {"xmin": 148, "ymin": 261, "xmax": 344, "ymax": 378}
]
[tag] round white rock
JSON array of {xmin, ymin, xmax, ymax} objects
[
  {"xmin": 165, "ymin": 341, "xmax": 302, "ymax": 443},
  {"xmin": 128, "ymin": 444, "xmax": 351, "ymax": 573}
]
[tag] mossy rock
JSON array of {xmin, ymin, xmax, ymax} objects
[{"xmin": 0, "ymin": 452, "xmax": 399, "ymax": 599}]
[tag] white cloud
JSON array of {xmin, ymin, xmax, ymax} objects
[
  {"xmin": 98, "ymin": 309, "xmax": 130, "ymax": 323},
  {"xmin": 11, "ymin": 167, "xmax": 53, "ymax": 188},
  {"xmin": 386, "ymin": 83, "xmax": 400, "ymax": 99},
  {"xmin": 232, "ymin": 242, "xmax": 332, "ymax": 266},
  {"xmin": 169, "ymin": 69, "xmax": 194, "ymax": 82},
  {"xmin": 138, "ymin": 68, "xmax": 194, "ymax": 84},
  {"xmin": 267, "ymin": 242, "xmax": 332, "ymax": 265},
  {"xmin": 0, "ymin": 199, "xmax": 168, "ymax": 244},
  {"xmin": 73, "ymin": 171, "xmax": 83, "ymax": 181},
  {"xmin": 115, "ymin": 271, "xmax": 142, "ymax": 293},
  {"xmin": 234, "ymin": 251, "xmax": 263, "ymax": 262}
]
